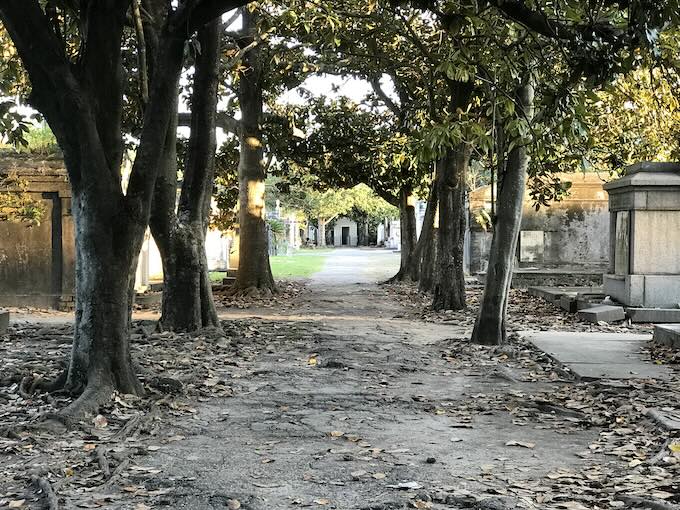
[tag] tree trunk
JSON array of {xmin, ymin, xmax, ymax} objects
[
  {"xmin": 472, "ymin": 84, "xmax": 534, "ymax": 345},
  {"xmin": 318, "ymin": 218, "xmax": 327, "ymax": 247},
  {"xmin": 150, "ymin": 20, "xmax": 221, "ymax": 331},
  {"xmin": 232, "ymin": 8, "xmax": 275, "ymax": 294},
  {"xmin": 389, "ymin": 186, "xmax": 417, "ymax": 281},
  {"xmin": 432, "ymin": 143, "xmax": 470, "ymax": 311},
  {"xmin": 417, "ymin": 170, "xmax": 440, "ymax": 292},
  {"xmin": 64, "ymin": 190, "xmax": 144, "ymax": 417}
]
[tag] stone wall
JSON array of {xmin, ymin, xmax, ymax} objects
[
  {"xmin": 0, "ymin": 155, "xmax": 75, "ymax": 309},
  {"xmin": 468, "ymin": 172, "xmax": 610, "ymax": 274}
]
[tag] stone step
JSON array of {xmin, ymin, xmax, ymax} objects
[
  {"xmin": 627, "ymin": 308, "xmax": 680, "ymax": 324},
  {"xmin": 135, "ymin": 292, "xmax": 162, "ymax": 308},
  {"xmin": 0, "ymin": 310, "xmax": 8, "ymax": 334},
  {"xmin": 148, "ymin": 282, "xmax": 164, "ymax": 292},
  {"xmin": 222, "ymin": 276, "xmax": 236, "ymax": 286},
  {"xmin": 578, "ymin": 305, "xmax": 626, "ymax": 323},
  {"xmin": 653, "ymin": 324, "xmax": 680, "ymax": 348}
]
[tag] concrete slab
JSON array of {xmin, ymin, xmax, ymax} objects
[
  {"xmin": 528, "ymin": 286, "xmax": 583, "ymax": 304},
  {"xmin": 0, "ymin": 310, "xmax": 8, "ymax": 334},
  {"xmin": 627, "ymin": 308, "xmax": 680, "ymax": 323},
  {"xmin": 653, "ymin": 324, "xmax": 680, "ymax": 348},
  {"xmin": 578, "ymin": 305, "xmax": 626, "ymax": 323},
  {"xmin": 524, "ymin": 331, "xmax": 669, "ymax": 380}
]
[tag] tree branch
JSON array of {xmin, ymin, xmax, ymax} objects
[
  {"xmin": 177, "ymin": 111, "xmax": 239, "ymax": 134},
  {"xmin": 369, "ymin": 76, "xmax": 401, "ymax": 117}
]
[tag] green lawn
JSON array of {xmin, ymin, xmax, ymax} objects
[{"xmin": 209, "ymin": 249, "xmax": 330, "ymax": 282}]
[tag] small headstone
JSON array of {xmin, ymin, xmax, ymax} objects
[
  {"xmin": 578, "ymin": 305, "xmax": 626, "ymax": 323},
  {"xmin": 222, "ymin": 276, "xmax": 236, "ymax": 286},
  {"xmin": 0, "ymin": 310, "xmax": 8, "ymax": 334}
]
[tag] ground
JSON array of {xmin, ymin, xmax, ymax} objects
[
  {"xmin": 210, "ymin": 249, "xmax": 332, "ymax": 282},
  {"xmin": 1, "ymin": 248, "xmax": 678, "ymax": 509}
]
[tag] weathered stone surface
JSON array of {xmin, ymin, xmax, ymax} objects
[
  {"xmin": 605, "ymin": 274, "xmax": 680, "ymax": 308},
  {"xmin": 653, "ymin": 324, "xmax": 680, "ymax": 348},
  {"xmin": 226, "ymin": 269, "xmax": 238, "ymax": 278},
  {"xmin": 559, "ymin": 294, "xmax": 578, "ymax": 313},
  {"xmin": 627, "ymin": 308, "xmax": 680, "ymax": 324},
  {"xmin": 0, "ymin": 310, "xmax": 8, "ymax": 334},
  {"xmin": 578, "ymin": 305, "xmax": 626, "ymax": 323},
  {"xmin": 135, "ymin": 292, "xmax": 162, "ymax": 308},
  {"xmin": 525, "ymin": 331, "xmax": 667, "ymax": 380},
  {"xmin": 222, "ymin": 276, "xmax": 236, "ymax": 286}
]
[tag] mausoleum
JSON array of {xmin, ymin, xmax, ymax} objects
[{"xmin": 603, "ymin": 162, "xmax": 680, "ymax": 307}]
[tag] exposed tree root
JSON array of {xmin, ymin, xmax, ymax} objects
[
  {"xmin": 95, "ymin": 446, "xmax": 110, "ymax": 478},
  {"xmin": 617, "ymin": 495, "xmax": 680, "ymax": 510},
  {"xmin": 37, "ymin": 369, "xmax": 69, "ymax": 393},
  {"xmin": 226, "ymin": 284, "xmax": 277, "ymax": 298},
  {"xmin": 31, "ymin": 475, "xmax": 59, "ymax": 510},
  {"xmin": 18, "ymin": 376, "xmax": 32, "ymax": 399},
  {"xmin": 58, "ymin": 384, "xmax": 115, "ymax": 424},
  {"xmin": 647, "ymin": 438, "xmax": 673, "ymax": 466}
]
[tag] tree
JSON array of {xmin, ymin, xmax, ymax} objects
[
  {"xmin": 231, "ymin": 7, "xmax": 277, "ymax": 295},
  {"xmin": 471, "ymin": 83, "xmax": 533, "ymax": 345},
  {"xmin": 149, "ymin": 19, "xmax": 222, "ymax": 332},
  {"xmin": 0, "ymin": 0, "xmax": 245, "ymax": 418}
]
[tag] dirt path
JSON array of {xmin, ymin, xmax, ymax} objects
[
  {"xmin": 118, "ymin": 253, "xmax": 605, "ymax": 510},
  {"xmin": 2, "ymin": 250, "xmax": 677, "ymax": 509}
]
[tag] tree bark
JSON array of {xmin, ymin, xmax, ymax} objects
[
  {"xmin": 318, "ymin": 218, "xmax": 327, "ymax": 247},
  {"xmin": 417, "ymin": 168, "xmax": 440, "ymax": 292},
  {"xmin": 389, "ymin": 186, "xmax": 417, "ymax": 281},
  {"xmin": 231, "ymin": 8, "xmax": 276, "ymax": 295},
  {"xmin": 150, "ymin": 20, "xmax": 221, "ymax": 332},
  {"xmin": 65, "ymin": 189, "xmax": 143, "ymax": 416},
  {"xmin": 432, "ymin": 143, "xmax": 470, "ymax": 311},
  {"xmin": 472, "ymin": 84, "xmax": 534, "ymax": 345}
]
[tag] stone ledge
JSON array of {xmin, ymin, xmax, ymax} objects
[
  {"xmin": 578, "ymin": 305, "xmax": 626, "ymax": 323},
  {"xmin": 653, "ymin": 324, "xmax": 680, "ymax": 348},
  {"xmin": 627, "ymin": 308, "xmax": 680, "ymax": 324}
]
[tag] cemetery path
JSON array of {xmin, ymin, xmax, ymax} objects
[
  {"xmin": 1, "ymin": 251, "xmax": 678, "ymax": 509},
  {"xmin": 101, "ymin": 281, "xmax": 653, "ymax": 510}
]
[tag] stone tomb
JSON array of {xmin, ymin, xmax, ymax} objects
[
  {"xmin": 603, "ymin": 162, "xmax": 680, "ymax": 308},
  {"xmin": 0, "ymin": 310, "xmax": 8, "ymax": 334}
]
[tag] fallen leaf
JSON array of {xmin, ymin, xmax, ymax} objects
[
  {"xmin": 329, "ymin": 431, "xmax": 344, "ymax": 438},
  {"xmin": 372, "ymin": 472, "xmax": 386, "ymax": 479},
  {"xmin": 227, "ymin": 499, "xmax": 241, "ymax": 510},
  {"xmin": 92, "ymin": 414, "xmax": 108, "ymax": 429},
  {"xmin": 505, "ymin": 440, "xmax": 535, "ymax": 449},
  {"xmin": 8, "ymin": 500, "xmax": 26, "ymax": 508},
  {"xmin": 314, "ymin": 499, "xmax": 331, "ymax": 505}
]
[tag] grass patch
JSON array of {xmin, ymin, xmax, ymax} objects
[
  {"xmin": 270, "ymin": 250, "xmax": 328, "ymax": 278},
  {"xmin": 209, "ymin": 271, "xmax": 226, "ymax": 283},
  {"xmin": 209, "ymin": 249, "xmax": 329, "ymax": 282}
]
